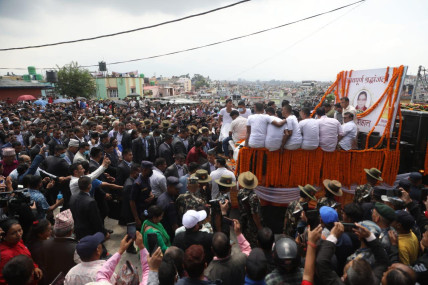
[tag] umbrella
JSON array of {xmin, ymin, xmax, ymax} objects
[
  {"xmin": 113, "ymin": 100, "xmax": 128, "ymax": 106},
  {"xmin": 127, "ymin": 93, "xmax": 141, "ymax": 98},
  {"xmin": 53, "ymin": 98, "xmax": 74, "ymax": 104},
  {"xmin": 33, "ymin": 99, "xmax": 48, "ymax": 106},
  {"xmin": 17, "ymin": 95, "xmax": 37, "ymax": 101}
]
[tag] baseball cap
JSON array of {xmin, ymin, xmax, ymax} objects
[
  {"xmin": 76, "ymin": 232, "xmax": 105, "ymax": 260},
  {"xmin": 167, "ymin": 176, "xmax": 183, "ymax": 189},
  {"xmin": 182, "ymin": 210, "xmax": 207, "ymax": 229},
  {"xmin": 320, "ymin": 206, "xmax": 338, "ymax": 224},
  {"xmin": 409, "ymin": 172, "xmax": 422, "ymax": 181},
  {"xmin": 141, "ymin": 161, "xmax": 153, "ymax": 169},
  {"xmin": 395, "ymin": 210, "xmax": 415, "ymax": 231}
]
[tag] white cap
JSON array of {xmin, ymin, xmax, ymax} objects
[
  {"xmin": 182, "ymin": 210, "xmax": 207, "ymax": 229},
  {"xmin": 68, "ymin": 139, "xmax": 80, "ymax": 147}
]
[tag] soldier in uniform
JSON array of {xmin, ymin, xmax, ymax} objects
[
  {"xmin": 371, "ymin": 202, "xmax": 396, "ymax": 257},
  {"xmin": 353, "ymin": 168, "xmax": 383, "ymax": 204},
  {"xmin": 130, "ymin": 160, "xmax": 155, "ymax": 230},
  {"xmin": 237, "ymin": 171, "xmax": 262, "ymax": 247},
  {"xmin": 175, "ymin": 176, "xmax": 205, "ymax": 221},
  {"xmin": 318, "ymin": 179, "xmax": 343, "ymax": 209},
  {"xmin": 283, "ymin": 184, "xmax": 317, "ymax": 237},
  {"xmin": 191, "ymin": 169, "xmax": 212, "ymax": 204}
]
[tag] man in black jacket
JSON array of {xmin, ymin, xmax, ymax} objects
[
  {"xmin": 132, "ymin": 129, "xmax": 155, "ymax": 163},
  {"xmin": 116, "ymin": 149, "xmax": 133, "ymax": 186},
  {"xmin": 159, "ymin": 134, "xmax": 174, "ymax": 166},
  {"xmin": 70, "ymin": 176, "xmax": 108, "ymax": 240},
  {"xmin": 164, "ymin": 153, "xmax": 188, "ymax": 179},
  {"xmin": 172, "ymin": 127, "xmax": 189, "ymax": 156},
  {"xmin": 200, "ymin": 149, "xmax": 216, "ymax": 174},
  {"xmin": 40, "ymin": 209, "xmax": 78, "ymax": 284}
]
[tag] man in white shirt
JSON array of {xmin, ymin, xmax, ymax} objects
[
  {"xmin": 69, "ymin": 157, "xmax": 110, "ymax": 196},
  {"xmin": 316, "ymin": 108, "xmax": 344, "ymax": 152},
  {"xmin": 210, "ymin": 157, "xmax": 236, "ymax": 199},
  {"xmin": 218, "ymin": 99, "xmax": 237, "ymax": 142},
  {"xmin": 265, "ymin": 107, "xmax": 287, "ymax": 151},
  {"xmin": 223, "ymin": 110, "xmax": 247, "ymax": 158},
  {"xmin": 281, "ymin": 105, "xmax": 302, "ymax": 150},
  {"xmin": 338, "ymin": 112, "xmax": 358, "ymax": 150},
  {"xmin": 237, "ymin": 100, "xmax": 252, "ymax": 118},
  {"xmin": 150, "ymin": 158, "xmax": 168, "ymax": 198},
  {"xmin": 298, "ymin": 108, "xmax": 319, "ymax": 150},
  {"xmin": 245, "ymin": 102, "xmax": 287, "ymax": 148},
  {"xmin": 340, "ymin": 97, "xmax": 357, "ymax": 123}
]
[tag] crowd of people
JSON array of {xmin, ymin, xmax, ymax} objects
[{"xmin": 0, "ymin": 97, "xmax": 425, "ymax": 285}]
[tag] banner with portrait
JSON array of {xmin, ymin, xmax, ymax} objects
[{"xmin": 337, "ymin": 66, "xmax": 407, "ymax": 136}]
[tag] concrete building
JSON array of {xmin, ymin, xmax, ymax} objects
[
  {"xmin": 176, "ymin": 77, "xmax": 192, "ymax": 92},
  {"xmin": 0, "ymin": 78, "xmax": 46, "ymax": 102},
  {"xmin": 95, "ymin": 77, "xmax": 144, "ymax": 99}
]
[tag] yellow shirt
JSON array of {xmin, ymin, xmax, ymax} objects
[{"xmin": 398, "ymin": 231, "xmax": 419, "ymax": 265}]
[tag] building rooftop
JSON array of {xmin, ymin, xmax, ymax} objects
[{"xmin": 0, "ymin": 78, "xmax": 47, "ymax": 89}]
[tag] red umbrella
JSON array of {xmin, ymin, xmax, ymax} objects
[{"xmin": 17, "ymin": 95, "xmax": 37, "ymax": 101}]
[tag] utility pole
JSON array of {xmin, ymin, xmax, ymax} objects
[{"xmin": 410, "ymin": 65, "xmax": 422, "ymax": 103}]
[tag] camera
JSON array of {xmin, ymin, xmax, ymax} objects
[
  {"xmin": 0, "ymin": 190, "xmax": 32, "ymax": 211},
  {"xmin": 208, "ymin": 194, "xmax": 229, "ymax": 208}
]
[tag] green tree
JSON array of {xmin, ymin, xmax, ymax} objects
[{"xmin": 56, "ymin": 61, "xmax": 96, "ymax": 98}]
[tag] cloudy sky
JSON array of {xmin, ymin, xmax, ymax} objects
[{"xmin": 0, "ymin": 0, "xmax": 426, "ymax": 81}]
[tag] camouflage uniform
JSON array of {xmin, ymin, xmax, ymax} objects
[
  {"xmin": 317, "ymin": 197, "xmax": 337, "ymax": 209},
  {"xmin": 237, "ymin": 188, "xmax": 262, "ymax": 247},
  {"xmin": 353, "ymin": 183, "xmax": 374, "ymax": 204},
  {"xmin": 195, "ymin": 185, "xmax": 211, "ymax": 204},
  {"xmin": 283, "ymin": 199, "xmax": 304, "ymax": 237},
  {"xmin": 175, "ymin": 192, "xmax": 205, "ymax": 220}
]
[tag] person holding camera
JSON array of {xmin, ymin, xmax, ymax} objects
[
  {"xmin": 237, "ymin": 171, "xmax": 262, "ymax": 248},
  {"xmin": 283, "ymin": 184, "xmax": 317, "ymax": 237}
]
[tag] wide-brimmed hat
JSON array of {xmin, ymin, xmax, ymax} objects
[
  {"xmin": 215, "ymin": 175, "xmax": 236, "ymax": 187},
  {"xmin": 191, "ymin": 169, "xmax": 212, "ymax": 183},
  {"xmin": 298, "ymin": 184, "xmax": 317, "ymax": 201},
  {"xmin": 161, "ymin": 120, "xmax": 171, "ymax": 128},
  {"xmin": 364, "ymin": 168, "xmax": 383, "ymax": 181},
  {"xmin": 199, "ymin": 127, "xmax": 211, "ymax": 134},
  {"xmin": 323, "ymin": 179, "xmax": 343, "ymax": 197},
  {"xmin": 143, "ymin": 119, "xmax": 153, "ymax": 125},
  {"xmin": 238, "ymin": 171, "xmax": 258, "ymax": 189},
  {"xmin": 187, "ymin": 125, "xmax": 198, "ymax": 135}
]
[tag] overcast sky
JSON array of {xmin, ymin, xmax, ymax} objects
[{"xmin": 0, "ymin": 0, "xmax": 426, "ymax": 81}]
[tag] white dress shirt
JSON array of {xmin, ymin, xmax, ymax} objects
[
  {"xmin": 247, "ymin": 114, "xmax": 275, "ymax": 148},
  {"xmin": 342, "ymin": 105, "xmax": 357, "ymax": 123},
  {"xmin": 230, "ymin": 116, "xmax": 248, "ymax": 143},
  {"xmin": 298, "ymin": 118, "xmax": 319, "ymax": 150},
  {"xmin": 318, "ymin": 116, "xmax": 344, "ymax": 152},
  {"xmin": 150, "ymin": 167, "xmax": 167, "ymax": 198},
  {"xmin": 70, "ymin": 165, "xmax": 107, "ymax": 195},
  {"xmin": 339, "ymin": 121, "xmax": 357, "ymax": 151},
  {"xmin": 210, "ymin": 167, "xmax": 236, "ymax": 199},
  {"xmin": 219, "ymin": 108, "xmax": 236, "ymax": 124},
  {"xmin": 284, "ymin": 115, "xmax": 302, "ymax": 149},
  {"xmin": 265, "ymin": 116, "xmax": 287, "ymax": 151}
]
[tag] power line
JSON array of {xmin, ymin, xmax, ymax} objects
[
  {"xmin": 0, "ymin": 0, "xmax": 251, "ymax": 52},
  {"xmin": 233, "ymin": 2, "xmax": 363, "ymax": 78},
  {"xmin": 80, "ymin": 0, "xmax": 365, "ymax": 67},
  {"xmin": 0, "ymin": 0, "xmax": 365, "ymax": 70}
]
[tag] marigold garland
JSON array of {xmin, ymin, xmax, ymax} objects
[{"xmin": 384, "ymin": 66, "xmax": 390, "ymax": 83}]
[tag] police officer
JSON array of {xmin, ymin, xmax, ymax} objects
[
  {"xmin": 237, "ymin": 171, "xmax": 262, "ymax": 247},
  {"xmin": 318, "ymin": 179, "xmax": 343, "ymax": 209},
  {"xmin": 353, "ymin": 168, "xmax": 383, "ymax": 204},
  {"xmin": 191, "ymin": 169, "xmax": 212, "ymax": 204},
  {"xmin": 129, "ymin": 160, "xmax": 155, "ymax": 229},
  {"xmin": 283, "ymin": 184, "xmax": 317, "ymax": 237},
  {"xmin": 176, "ymin": 176, "xmax": 205, "ymax": 221}
]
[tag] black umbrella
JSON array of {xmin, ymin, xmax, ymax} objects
[
  {"xmin": 126, "ymin": 93, "xmax": 141, "ymax": 98},
  {"xmin": 114, "ymin": 100, "xmax": 128, "ymax": 106}
]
